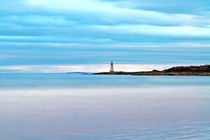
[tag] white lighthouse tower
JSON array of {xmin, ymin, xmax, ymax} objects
[{"xmin": 110, "ymin": 61, "xmax": 114, "ymax": 73}]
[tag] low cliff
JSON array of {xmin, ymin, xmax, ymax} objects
[{"xmin": 95, "ymin": 65, "xmax": 210, "ymax": 76}]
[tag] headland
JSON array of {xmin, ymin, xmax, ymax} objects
[{"xmin": 94, "ymin": 65, "xmax": 210, "ymax": 76}]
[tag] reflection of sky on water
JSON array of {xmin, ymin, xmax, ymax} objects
[
  {"xmin": 0, "ymin": 73, "xmax": 210, "ymax": 88},
  {"xmin": 0, "ymin": 74, "xmax": 210, "ymax": 139}
]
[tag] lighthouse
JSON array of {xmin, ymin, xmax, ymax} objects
[{"xmin": 110, "ymin": 61, "xmax": 114, "ymax": 73}]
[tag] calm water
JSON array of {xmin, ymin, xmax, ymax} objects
[{"xmin": 0, "ymin": 73, "xmax": 210, "ymax": 140}]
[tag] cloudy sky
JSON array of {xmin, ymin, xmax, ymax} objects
[{"xmin": 0, "ymin": 0, "xmax": 210, "ymax": 72}]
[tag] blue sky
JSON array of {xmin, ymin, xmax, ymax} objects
[{"xmin": 0, "ymin": 0, "xmax": 210, "ymax": 72}]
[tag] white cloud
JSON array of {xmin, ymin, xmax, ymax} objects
[
  {"xmin": 0, "ymin": 41, "xmax": 89, "ymax": 47},
  {"xmin": 0, "ymin": 35, "xmax": 35, "ymax": 39},
  {"xmin": 24, "ymin": 0, "xmax": 209, "ymax": 26},
  {"xmin": 96, "ymin": 42, "xmax": 210, "ymax": 48},
  {"xmin": 90, "ymin": 24, "xmax": 210, "ymax": 37},
  {"xmin": 2, "ymin": 41, "xmax": 210, "ymax": 48},
  {"xmin": 0, "ymin": 64, "xmax": 175, "ymax": 73},
  {"xmin": 3, "ymin": 15, "xmax": 76, "ymax": 26},
  {"xmin": 25, "ymin": 0, "xmax": 115, "ymax": 12}
]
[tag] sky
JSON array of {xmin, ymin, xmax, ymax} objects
[{"xmin": 0, "ymin": 0, "xmax": 210, "ymax": 72}]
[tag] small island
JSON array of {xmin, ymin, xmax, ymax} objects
[{"xmin": 95, "ymin": 61, "xmax": 210, "ymax": 76}]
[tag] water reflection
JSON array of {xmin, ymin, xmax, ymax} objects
[{"xmin": 0, "ymin": 74, "xmax": 210, "ymax": 139}]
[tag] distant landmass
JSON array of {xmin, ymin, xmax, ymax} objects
[
  {"xmin": 94, "ymin": 65, "xmax": 210, "ymax": 76},
  {"xmin": 67, "ymin": 72, "xmax": 91, "ymax": 75}
]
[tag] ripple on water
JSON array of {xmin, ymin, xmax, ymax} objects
[{"xmin": 99, "ymin": 121, "xmax": 210, "ymax": 140}]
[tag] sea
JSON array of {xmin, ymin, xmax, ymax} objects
[{"xmin": 0, "ymin": 73, "xmax": 210, "ymax": 140}]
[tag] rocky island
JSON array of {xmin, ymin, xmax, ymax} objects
[{"xmin": 95, "ymin": 64, "xmax": 210, "ymax": 76}]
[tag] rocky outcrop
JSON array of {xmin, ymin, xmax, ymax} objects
[
  {"xmin": 164, "ymin": 65, "xmax": 210, "ymax": 73},
  {"xmin": 95, "ymin": 65, "xmax": 210, "ymax": 76}
]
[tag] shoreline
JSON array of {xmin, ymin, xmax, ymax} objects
[
  {"xmin": 94, "ymin": 64, "xmax": 210, "ymax": 76},
  {"xmin": 94, "ymin": 72, "xmax": 210, "ymax": 76}
]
